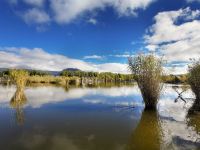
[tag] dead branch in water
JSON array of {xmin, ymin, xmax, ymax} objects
[{"xmin": 173, "ymin": 86, "xmax": 195, "ymax": 104}]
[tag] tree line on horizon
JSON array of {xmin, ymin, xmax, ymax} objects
[{"xmin": 0, "ymin": 68, "xmax": 188, "ymax": 84}]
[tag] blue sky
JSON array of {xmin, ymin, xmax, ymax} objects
[{"xmin": 0, "ymin": 0, "xmax": 200, "ymax": 74}]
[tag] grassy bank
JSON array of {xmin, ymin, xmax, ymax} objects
[
  {"xmin": 162, "ymin": 74, "xmax": 188, "ymax": 84},
  {"xmin": 0, "ymin": 69, "xmax": 188, "ymax": 86},
  {"xmin": 27, "ymin": 75, "xmax": 71, "ymax": 85}
]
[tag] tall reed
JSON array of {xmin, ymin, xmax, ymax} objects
[
  {"xmin": 9, "ymin": 69, "xmax": 29, "ymax": 89},
  {"xmin": 128, "ymin": 54, "xmax": 163, "ymax": 110}
]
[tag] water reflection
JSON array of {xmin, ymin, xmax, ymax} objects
[
  {"xmin": 0, "ymin": 84, "xmax": 200, "ymax": 149},
  {"xmin": 0, "ymin": 85, "xmax": 142, "ymax": 108},
  {"xmin": 188, "ymin": 115, "xmax": 200, "ymax": 134},
  {"xmin": 158, "ymin": 85, "xmax": 200, "ymax": 149},
  {"xmin": 127, "ymin": 110, "xmax": 161, "ymax": 150},
  {"xmin": 10, "ymin": 88, "xmax": 27, "ymax": 125}
]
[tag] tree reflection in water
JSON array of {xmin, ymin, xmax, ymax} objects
[
  {"xmin": 187, "ymin": 114, "xmax": 200, "ymax": 140},
  {"xmin": 127, "ymin": 110, "xmax": 161, "ymax": 150},
  {"xmin": 10, "ymin": 88, "xmax": 27, "ymax": 125}
]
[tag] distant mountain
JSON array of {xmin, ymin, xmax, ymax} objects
[
  {"xmin": 45, "ymin": 71, "xmax": 60, "ymax": 76},
  {"xmin": 0, "ymin": 68, "xmax": 9, "ymax": 72},
  {"xmin": 0, "ymin": 68, "xmax": 59, "ymax": 76},
  {"xmin": 63, "ymin": 68, "xmax": 81, "ymax": 72}
]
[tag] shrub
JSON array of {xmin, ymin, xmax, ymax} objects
[
  {"xmin": 9, "ymin": 69, "xmax": 29, "ymax": 89},
  {"xmin": 188, "ymin": 59, "xmax": 200, "ymax": 113},
  {"xmin": 128, "ymin": 54, "xmax": 163, "ymax": 110}
]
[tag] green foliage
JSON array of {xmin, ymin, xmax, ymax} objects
[
  {"xmin": 29, "ymin": 70, "xmax": 50, "ymax": 76},
  {"xmin": 9, "ymin": 69, "xmax": 29, "ymax": 89},
  {"xmin": 60, "ymin": 70, "xmax": 134, "ymax": 82},
  {"xmin": 128, "ymin": 54, "xmax": 163, "ymax": 110}
]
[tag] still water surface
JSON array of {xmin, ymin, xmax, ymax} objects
[{"xmin": 0, "ymin": 84, "xmax": 200, "ymax": 150}]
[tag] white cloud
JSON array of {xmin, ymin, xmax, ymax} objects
[
  {"xmin": 87, "ymin": 18, "xmax": 97, "ymax": 25},
  {"xmin": 110, "ymin": 54, "xmax": 130, "ymax": 58},
  {"xmin": 21, "ymin": 8, "xmax": 50, "ymax": 24},
  {"xmin": 83, "ymin": 55, "xmax": 103, "ymax": 59},
  {"xmin": 50, "ymin": 0, "xmax": 155, "ymax": 24},
  {"xmin": 186, "ymin": 0, "xmax": 200, "ymax": 3},
  {"xmin": 145, "ymin": 7, "xmax": 200, "ymax": 45},
  {"xmin": 0, "ymin": 47, "xmax": 128, "ymax": 74},
  {"xmin": 145, "ymin": 7, "xmax": 200, "ymax": 74},
  {"xmin": 145, "ymin": 44, "xmax": 158, "ymax": 51},
  {"xmin": 109, "ymin": 52, "xmax": 133, "ymax": 58},
  {"xmin": 9, "ymin": 0, "xmax": 155, "ymax": 25},
  {"xmin": 113, "ymin": 0, "xmax": 155, "ymax": 16},
  {"xmin": 96, "ymin": 63, "xmax": 128, "ymax": 73},
  {"xmin": 164, "ymin": 65, "xmax": 188, "ymax": 75}
]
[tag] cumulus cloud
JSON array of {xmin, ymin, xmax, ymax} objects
[
  {"xmin": 9, "ymin": 0, "xmax": 155, "ymax": 25},
  {"xmin": 50, "ymin": 0, "xmax": 155, "ymax": 24},
  {"xmin": 145, "ymin": 7, "xmax": 200, "ymax": 45},
  {"xmin": 145, "ymin": 7, "xmax": 200, "ymax": 74},
  {"xmin": 0, "ymin": 47, "xmax": 128, "ymax": 74}
]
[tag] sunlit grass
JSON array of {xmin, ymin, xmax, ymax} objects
[
  {"xmin": 27, "ymin": 75, "xmax": 80, "ymax": 86},
  {"xmin": 9, "ymin": 69, "xmax": 29, "ymax": 89}
]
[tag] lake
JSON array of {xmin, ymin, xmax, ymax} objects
[{"xmin": 0, "ymin": 84, "xmax": 200, "ymax": 150}]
